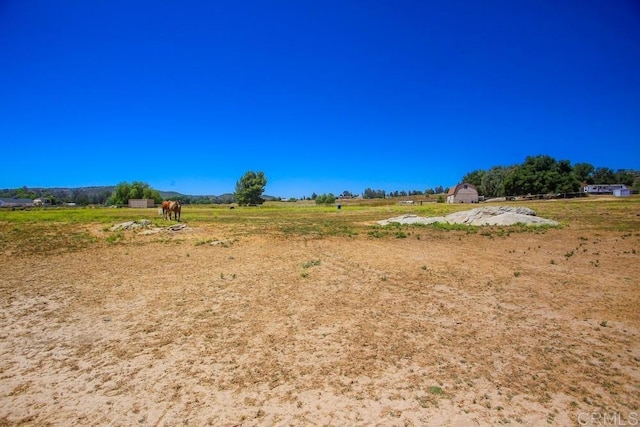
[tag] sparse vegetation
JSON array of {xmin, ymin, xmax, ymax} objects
[
  {"xmin": 1, "ymin": 196, "xmax": 639, "ymax": 425},
  {"xmin": 302, "ymin": 259, "xmax": 321, "ymax": 269}
]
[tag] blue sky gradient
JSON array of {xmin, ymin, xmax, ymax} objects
[{"xmin": 1, "ymin": 1, "xmax": 639, "ymax": 198}]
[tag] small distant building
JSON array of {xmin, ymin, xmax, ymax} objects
[
  {"xmin": 33, "ymin": 198, "xmax": 52, "ymax": 207},
  {"xmin": 128, "ymin": 199, "xmax": 155, "ymax": 208},
  {"xmin": 0, "ymin": 198, "xmax": 34, "ymax": 208},
  {"xmin": 447, "ymin": 183, "xmax": 479, "ymax": 204},
  {"xmin": 613, "ymin": 188, "xmax": 631, "ymax": 197},
  {"xmin": 583, "ymin": 184, "xmax": 627, "ymax": 194}
]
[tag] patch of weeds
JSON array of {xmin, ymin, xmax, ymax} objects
[
  {"xmin": 395, "ymin": 231, "xmax": 407, "ymax": 238},
  {"xmin": 428, "ymin": 222, "xmax": 478, "ymax": 233},
  {"xmin": 513, "ymin": 271, "xmax": 521, "ymax": 277},
  {"xmin": 428, "ymin": 386, "xmax": 443, "ymax": 395},
  {"xmin": 416, "ymin": 395, "xmax": 430, "ymax": 408},
  {"xmin": 302, "ymin": 259, "xmax": 321, "ymax": 269},
  {"xmin": 591, "ymin": 260, "xmax": 600, "ymax": 267},
  {"xmin": 301, "ymin": 259, "xmax": 320, "ymax": 278},
  {"xmin": 564, "ymin": 250, "xmax": 574, "ymax": 259},
  {"xmin": 106, "ymin": 231, "xmax": 125, "ymax": 244},
  {"xmin": 550, "ymin": 259, "xmax": 556, "ymax": 265},
  {"xmin": 421, "ymin": 265, "xmax": 428, "ymax": 271},
  {"xmin": 367, "ymin": 229, "xmax": 387, "ymax": 238},
  {"xmin": 547, "ymin": 412, "xmax": 556, "ymax": 424},
  {"xmin": 600, "ymin": 320, "xmax": 608, "ymax": 327}
]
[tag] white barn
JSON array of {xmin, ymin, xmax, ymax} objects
[{"xmin": 447, "ymin": 183, "xmax": 479, "ymax": 204}]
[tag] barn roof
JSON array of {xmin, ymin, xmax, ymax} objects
[
  {"xmin": 0, "ymin": 198, "xmax": 34, "ymax": 206},
  {"xmin": 448, "ymin": 183, "xmax": 478, "ymax": 195}
]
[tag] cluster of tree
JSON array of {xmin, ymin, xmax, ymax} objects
[
  {"xmin": 0, "ymin": 186, "xmax": 113, "ymax": 205},
  {"xmin": 461, "ymin": 155, "xmax": 639, "ymax": 197},
  {"xmin": 174, "ymin": 194, "xmax": 235, "ymax": 204},
  {"xmin": 107, "ymin": 181, "xmax": 162, "ymax": 206},
  {"xmin": 361, "ymin": 186, "xmax": 447, "ymax": 199},
  {"xmin": 362, "ymin": 188, "xmax": 386, "ymax": 199},
  {"xmin": 424, "ymin": 186, "xmax": 447, "ymax": 195},
  {"xmin": 315, "ymin": 193, "xmax": 337, "ymax": 205}
]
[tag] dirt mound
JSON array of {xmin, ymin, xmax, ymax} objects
[{"xmin": 378, "ymin": 206, "xmax": 558, "ymax": 226}]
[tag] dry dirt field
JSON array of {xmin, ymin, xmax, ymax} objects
[{"xmin": 1, "ymin": 199, "xmax": 639, "ymax": 426}]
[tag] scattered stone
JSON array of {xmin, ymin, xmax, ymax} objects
[
  {"xmin": 111, "ymin": 220, "xmax": 188, "ymax": 234},
  {"xmin": 167, "ymin": 223, "xmax": 187, "ymax": 231},
  {"xmin": 109, "ymin": 220, "xmax": 152, "ymax": 231}
]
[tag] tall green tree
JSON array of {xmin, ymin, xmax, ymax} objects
[
  {"xmin": 573, "ymin": 162, "xmax": 595, "ymax": 184},
  {"xmin": 234, "ymin": 171, "xmax": 267, "ymax": 205},
  {"xmin": 480, "ymin": 166, "xmax": 512, "ymax": 198},
  {"xmin": 614, "ymin": 170, "xmax": 635, "ymax": 186},
  {"xmin": 503, "ymin": 155, "xmax": 580, "ymax": 196},
  {"xmin": 592, "ymin": 167, "xmax": 616, "ymax": 184},
  {"xmin": 461, "ymin": 169, "xmax": 486, "ymax": 191}
]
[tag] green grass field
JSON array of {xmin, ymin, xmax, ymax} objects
[{"xmin": 1, "ymin": 196, "xmax": 638, "ymax": 257}]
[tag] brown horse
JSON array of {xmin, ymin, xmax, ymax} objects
[
  {"xmin": 168, "ymin": 200, "xmax": 181, "ymax": 221},
  {"xmin": 161, "ymin": 200, "xmax": 171, "ymax": 220},
  {"xmin": 161, "ymin": 200, "xmax": 181, "ymax": 221}
]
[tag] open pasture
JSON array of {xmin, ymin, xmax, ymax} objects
[{"xmin": 1, "ymin": 197, "xmax": 639, "ymax": 425}]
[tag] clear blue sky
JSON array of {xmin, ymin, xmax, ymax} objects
[{"xmin": 1, "ymin": 1, "xmax": 639, "ymax": 198}]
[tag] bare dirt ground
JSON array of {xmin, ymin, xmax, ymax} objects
[{"xmin": 1, "ymin": 219, "xmax": 639, "ymax": 426}]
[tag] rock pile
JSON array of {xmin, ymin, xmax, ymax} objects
[
  {"xmin": 109, "ymin": 220, "xmax": 152, "ymax": 231},
  {"xmin": 110, "ymin": 220, "xmax": 187, "ymax": 234},
  {"xmin": 378, "ymin": 206, "xmax": 558, "ymax": 227}
]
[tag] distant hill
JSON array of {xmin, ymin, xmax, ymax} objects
[
  {"xmin": 158, "ymin": 190, "xmax": 185, "ymax": 199},
  {"xmin": 0, "ymin": 186, "xmax": 280, "ymax": 205}
]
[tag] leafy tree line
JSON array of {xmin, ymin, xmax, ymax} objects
[
  {"xmin": 0, "ymin": 186, "xmax": 113, "ymax": 205},
  {"xmin": 461, "ymin": 155, "xmax": 639, "ymax": 198},
  {"xmin": 319, "ymin": 186, "xmax": 447, "ymax": 200}
]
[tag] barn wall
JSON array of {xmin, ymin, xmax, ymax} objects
[
  {"xmin": 128, "ymin": 199, "xmax": 155, "ymax": 208},
  {"xmin": 454, "ymin": 188, "xmax": 479, "ymax": 203}
]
